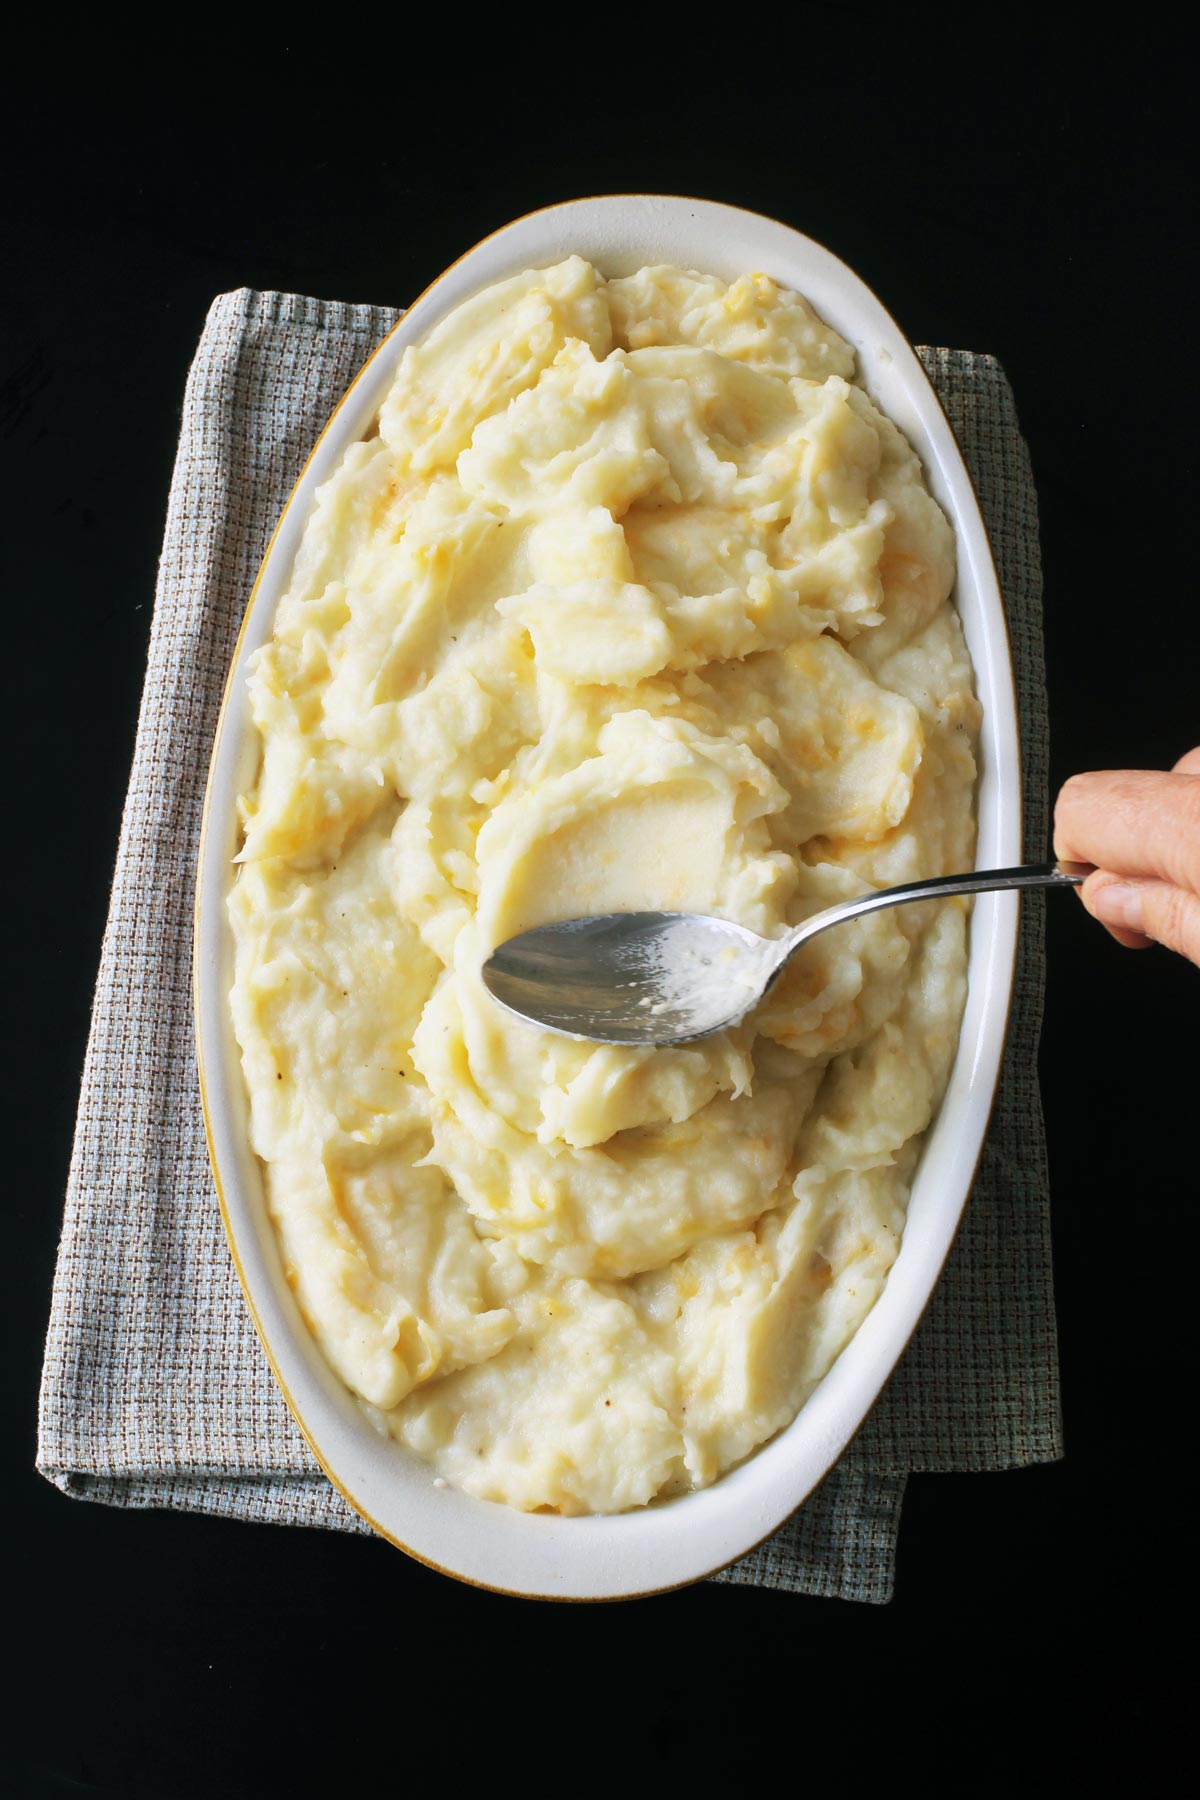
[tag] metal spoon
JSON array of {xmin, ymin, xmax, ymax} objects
[{"xmin": 481, "ymin": 862, "xmax": 1090, "ymax": 1046}]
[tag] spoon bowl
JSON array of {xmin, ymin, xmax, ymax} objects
[{"xmin": 483, "ymin": 863, "xmax": 1089, "ymax": 1045}]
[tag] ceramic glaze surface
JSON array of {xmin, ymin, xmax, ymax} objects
[{"xmin": 195, "ymin": 197, "xmax": 1019, "ymax": 1598}]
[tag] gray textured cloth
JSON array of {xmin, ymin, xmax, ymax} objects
[{"xmin": 37, "ymin": 290, "xmax": 1061, "ymax": 1605}]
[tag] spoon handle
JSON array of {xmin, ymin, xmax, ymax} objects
[{"xmin": 786, "ymin": 861, "xmax": 1091, "ymax": 958}]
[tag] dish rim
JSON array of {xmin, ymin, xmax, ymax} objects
[{"xmin": 194, "ymin": 193, "xmax": 1022, "ymax": 1600}]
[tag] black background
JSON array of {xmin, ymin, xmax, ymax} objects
[{"xmin": 7, "ymin": 44, "xmax": 1195, "ymax": 1798}]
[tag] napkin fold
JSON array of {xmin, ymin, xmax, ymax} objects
[{"xmin": 37, "ymin": 290, "xmax": 1062, "ymax": 1603}]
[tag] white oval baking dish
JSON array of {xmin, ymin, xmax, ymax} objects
[{"xmin": 195, "ymin": 195, "xmax": 1020, "ymax": 1598}]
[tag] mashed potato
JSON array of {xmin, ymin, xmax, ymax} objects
[{"xmin": 229, "ymin": 259, "xmax": 979, "ymax": 1513}]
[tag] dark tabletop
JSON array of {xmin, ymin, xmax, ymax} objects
[{"xmin": 7, "ymin": 45, "xmax": 1194, "ymax": 1798}]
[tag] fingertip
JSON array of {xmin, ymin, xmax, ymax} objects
[
  {"xmin": 1090, "ymin": 879, "xmax": 1145, "ymax": 934},
  {"xmin": 1100, "ymin": 921, "xmax": 1154, "ymax": 950},
  {"xmin": 1078, "ymin": 869, "xmax": 1111, "ymax": 915},
  {"xmin": 1081, "ymin": 873, "xmax": 1153, "ymax": 949},
  {"xmin": 1052, "ymin": 770, "xmax": 1095, "ymax": 860}
]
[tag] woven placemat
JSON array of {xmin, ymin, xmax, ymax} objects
[{"xmin": 37, "ymin": 290, "xmax": 1062, "ymax": 1603}]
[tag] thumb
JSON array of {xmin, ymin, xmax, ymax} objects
[{"xmin": 1086, "ymin": 872, "xmax": 1200, "ymax": 967}]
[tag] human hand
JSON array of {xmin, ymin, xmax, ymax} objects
[{"xmin": 1053, "ymin": 748, "xmax": 1200, "ymax": 966}]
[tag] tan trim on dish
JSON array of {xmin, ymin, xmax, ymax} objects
[{"xmin": 193, "ymin": 199, "xmax": 1018, "ymax": 1599}]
